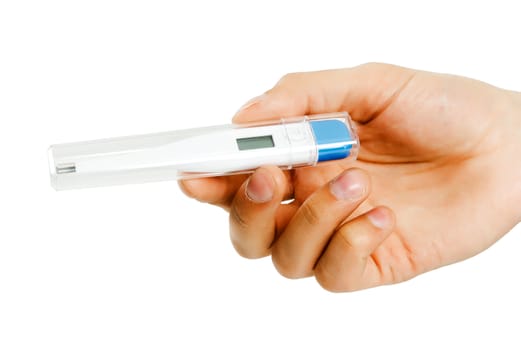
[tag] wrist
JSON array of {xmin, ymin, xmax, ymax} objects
[
  {"xmin": 494, "ymin": 90, "xmax": 521, "ymax": 226},
  {"xmin": 509, "ymin": 91, "xmax": 521, "ymax": 223}
]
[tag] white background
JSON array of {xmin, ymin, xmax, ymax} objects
[{"xmin": 1, "ymin": 1, "xmax": 520, "ymax": 349}]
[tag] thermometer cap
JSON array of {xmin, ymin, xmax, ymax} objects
[{"xmin": 309, "ymin": 119, "xmax": 354, "ymax": 162}]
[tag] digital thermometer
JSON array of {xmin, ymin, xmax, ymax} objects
[{"xmin": 48, "ymin": 112, "xmax": 359, "ymax": 190}]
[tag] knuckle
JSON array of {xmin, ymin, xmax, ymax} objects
[
  {"xmin": 358, "ymin": 61, "xmax": 388, "ymax": 71},
  {"xmin": 314, "ymin": 264, "xmax": 342, "ymax": 293},
  {"xmin": 230, "ymin": 239, "xmax": 250, "ymax": 258},
  {"xmin": 300, "ymin": 201, "xmax": 321, "ymax": 227},
  {"xmin": 271, "ymin": 251, "xmax": 304, "ymax": 279},
  {"xmin": 338, "ymin": 226, "xmax": 372, "ymax": 252},
  {"xmin": 229, "ymin": 206, "xmax": 270, "ymax": 260},
  {"xmin": 314, "ymin": 264, "xmax": 358, "ymax": 293},
  {"xmin": 230, "ymin": 238, "xmax": 268, "ymax": 259},
  {"xmin": 277, "ymin": 72, "xmax": 303, "ymax": 86},
  {"xmin": 229, "ymin": 204, "xmax": 250, "ymax": 231}
]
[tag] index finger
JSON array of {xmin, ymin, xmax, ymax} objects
[{"xmin": 233, "ymin": 63, "xmax": 417, "ymax": 124}]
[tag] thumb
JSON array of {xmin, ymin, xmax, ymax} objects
[{"xmin": 232, "ymin": 63, "xmax": 416, "ymax": 124}]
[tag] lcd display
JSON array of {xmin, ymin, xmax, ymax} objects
[{"xmin": 237, "ymin": 135, "xmax": 274, "ymax": 151}]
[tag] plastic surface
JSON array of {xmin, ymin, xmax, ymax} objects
[
  {"xmin": 309, "ymin": 119, "xmax": 354, "ymax": 161},
  {"xmin": 48, "ymin": 112, "xmax": 359, "ymax": 190}
]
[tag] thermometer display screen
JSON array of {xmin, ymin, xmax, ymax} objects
[{"xmin": 237, "ymin": 135, "xmax": 274, "ymax": 151}]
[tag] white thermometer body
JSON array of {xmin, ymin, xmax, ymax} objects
[{"xmin": 48, "ymin": 112, "xmax": 359, "ymax": 190}]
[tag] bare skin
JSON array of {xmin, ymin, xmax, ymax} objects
[{"xmin": 180, "ymin": 63, "xmax": 521, "ymax": 292}]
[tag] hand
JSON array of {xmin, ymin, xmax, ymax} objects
[{"xmin": 180, "ymin": 63, "xmax": 521, "ymax": 292}]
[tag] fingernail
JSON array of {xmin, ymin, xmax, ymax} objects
[
  {"xmin": 367, "ymin": 208, "xmax": 391, "ymax": 229},
  {"xmin": 235, "ymin": 94, "xmax": 266, "ymax": 114},
  {"xmin": 329, "ymin": 169, "xmax": 367, "ymax": 201},
  {"xmin": 246, "ymin": 169, "xmax": 274, "ymax": 203}
]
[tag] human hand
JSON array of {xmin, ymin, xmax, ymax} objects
[{"xmin": 180, "ymin": 63, "xmax": 521, "ymax": 292}]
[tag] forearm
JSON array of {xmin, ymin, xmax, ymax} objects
[
  {"xmin": 490, "ymin": 90, "xmax": 521, "ymax": 230},
  {"xmin": 508, "ymin": 91, "xmax": 521, "ymax": 224},
  {"xmin": 515, "ymin": 92, "xmax": 521, "ymax": 224}
]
